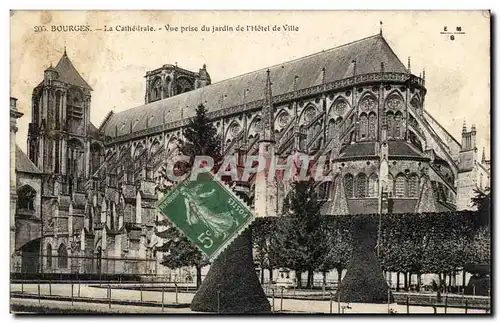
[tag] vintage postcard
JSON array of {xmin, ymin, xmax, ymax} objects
[{"xmin": 9, "ymin": 10, "xmax": 491, "ymax": 314}]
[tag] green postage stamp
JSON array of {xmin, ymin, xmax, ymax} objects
[{"xmin": 156, "ymin": 171, "xmax": 255, "ymax": 260}]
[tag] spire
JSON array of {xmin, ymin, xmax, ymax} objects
[
  {"xmin": 482, "ymin": 147, "xmax": 486, "ymax": 163},
  {"xmin": 380, "ymin": 21, "xmax": 383, "ymax": 35},
  {"xmin": 260, "ymin": 69, "xmax": 275, "ymax": 142},
  {"xmin": 64, "ymin": 45, "xmax": 67, "ymax": 56},
  {"xmin": 422, "ymin": 68, "xmax": 426, "ymax": 80},
  {"xmin": 462, "ymin": 121, "xmax": 467, "ymax": 133}
]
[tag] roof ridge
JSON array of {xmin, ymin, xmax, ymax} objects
[{"xmin": 202, "ymin": 33, "xmax": 383, "ymax": 88}]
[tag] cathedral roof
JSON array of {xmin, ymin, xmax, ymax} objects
[
  {"xmin": 339, "ymin": 142, "xmax": 376, "ymax": 158},
  {"xmin": 15, "ymin": 145, "xmax": 42, "ymax": 174},
  {"xmin": 52, "ymin": 51, "xmax": 93, "ymax": 90},
  {"xmin": 387, "ymin": 141, "xmax": 424, "ymax": 158},
  {"xmin": 102, "ymin": 34, "xmax": 407, "ymax": 138}
]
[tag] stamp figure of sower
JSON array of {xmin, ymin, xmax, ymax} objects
[
  {"xmin": 157, "ymin": 171, "xmax": 254, "ymax": 259},
  {"xmin": 179, "ymin": 185, "xmax": 236, "ymax": 240}
]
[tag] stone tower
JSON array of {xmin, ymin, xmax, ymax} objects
[
  {"xmin": 27, "ymin": 49, "xmax": 94, "ymax": 183},
  {"xmin": 144, "ymin": 63, "xmax": 211, "ymax": 103}
]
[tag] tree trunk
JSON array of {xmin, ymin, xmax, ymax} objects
[
  {"xmin": 190, "ymin": 229, "xmax": 270, "ymax": 313},
  {"xmin": 462, "ymin": 269, "xmax": 467, "ymax": 291},
  {"xmin": 417, "ymin": 273, "xmax": 422, "ymax": 292},
  {"xmin": 322, "ymin": 271, "xmax": 327, "ymax": 288},
  {"xmin": 396, "ymin": 272, "xmax": 400, "ymax": 292},
  {"xmin": 269, "ymin": 266, "xmax": 273, "ymax": 283},
  {"xmin": 306, "ymin": 270, "xmax": 313, "ymax": 289},
  {"xmin": 196, "ymin": 265, "xmax": 202, "ymax": 289},
  {"xmin": 260, "ymin": 268, "xmax": 264, "ymax": 284},
  {"xmin": 337, "ymin": 267, "xmax": 342, "ymax": 288},
  {"xmin": 404, "ymin": 272, "xmax": 408, "ymax": 291},
  {"xmin": 296, "ymin": 271, "xmax": 302, "ymax": 289}
]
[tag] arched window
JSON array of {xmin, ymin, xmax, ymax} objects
[
  {"xmin": 58, "ymin": 244, "xmax": 68, "ymax": 269},
  {"xmin": 344, "ymin": 174, "xmax": 354, "ymax": 198},
  {"xmin": 17, "ymin": 185, "xmax": 36, "ymax": 211},
  {"xmin": 152, "ymin": 78, "xmax": 162, "ymax": 101},
  {"xmin": 355, "ymin": 173, "xmax": 367, "ymax": 198},
  {"xmin": 368, "ymin": 112, "xmax": 377, "ymax": 140},
  {"xmin": 408, "ymin": 174, "xmax": 419, "ymax": 198},
  {"xmin": 328, "ymin": 119, "xmax": 335, "ymax": 139},
  {"xmin": 46, "ymin": 244, "xmax": 52, "ymax": 268},
  {"xmin": 395, "ymin": 174, "xmax": 407, "ymax": 198},
  {"xmin": 386, "ymin": 111, "xmax": 395, "ymax": 139},
  {"xmin": 359, "ymin": 113, "xmax": 368, "ymax": 140},
  {"xmin": 394, "ymin": 111, "xmax": 403, "ymax": 139},
  {"xmin": 336, "ymin": 117, "xmax": 343, "ymax": 134},
  {"xmin": 368, "ymin": 174, "xmax": 378, "ymax": 197}
]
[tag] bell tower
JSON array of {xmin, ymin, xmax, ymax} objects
[{"xmin": 27, "ymin": 49, "xmax": 93, "ymax": 181}]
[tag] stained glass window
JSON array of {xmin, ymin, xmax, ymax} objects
[
  {"xmin": 408, "ymin": 174, "xmax": 419, "ymax": 198},
  {"xmin": 368, "ymin": 112, "xmax": 377, "ymax": 140},
  {"xmin": 356, "ymin": 173, "xmax": 367, "ymax": 198},
  {"xmin": 395, "ymin": 174, "xmax": 407, "ymax": 198},
  {"xmin": 359, "ymin": 113, "xmax": 368, "ymax": 140}
]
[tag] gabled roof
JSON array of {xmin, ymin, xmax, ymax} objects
[
  {"xmin": 102, "ymin": 34, "xmax": 407, "ymax": 137},
  {"xmin": 52, "ymin": 51, "xmax": 93, "ymax": 90},
  {"xmin": 15, "ymin": 145, "xmax": 42, "ymax": 174}
]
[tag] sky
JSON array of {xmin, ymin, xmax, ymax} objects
[{"xmin": 10, "ymin": 10, "xmax": 491, "ymax": 158}]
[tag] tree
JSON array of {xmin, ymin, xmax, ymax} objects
[
  {"xmin": 336, "ymin": 215, "xmax": 393, "ymax": 303},
  {"xmin": 155, "ymin": 220, "xmax": 208, "ymax": 288},
  {"xmin": 155, "ymin": 104, "xmax": 222, "ymax": 288},
  {"xmin": 276, "ymin": 179, "xmax": 328, "ymax": 288},
  {"xmin": 471, "ymin": 188, "xmax": 491, "ymax": 229},
  {"xmin": 252, "ymin": 217, "xmax": 280, "ymax": 284},
  {"xmin": 318, "ymin": 215, "xmax": 352, "ymax": 287}
]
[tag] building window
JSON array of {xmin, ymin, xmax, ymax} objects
[
  {"xmin": 58, "ymin": 244, "xmax": 68, "ymax": 269},
  {"xmin": 328, "ymin": 119, "xmax": 335, "ymax": 140},
  {"xmin": 395, "ymin": 174, "xmax": 407, "ymax": 198},
  {"xmin": 394, "ymin": 111, "xmax": 403, "ymax": 139},
  {"xmin": 368, "ymin": 112, "xmax": 377, "ymax": 140},
  {"xmin": 355, "ymin": 173, "xmax": 367, "ymax": 198},
  {"xmin": 46, "ymin": 244, "xmax": 52, "ymax": 268},
  {"xmin": 359, "ymin": 113, "xmax": 368, "ymax": 140},
  {"xmin": 344, "ymin": 174, "xmax": 354, "ymax": 198},
  {"xmin": 408, "ymin": 174, "xmax": 419, "ymax": 198},
  {"xmin": 368, "ymin": 174, "xmax": 378, "ymax": 197},
  {"xmin": 386, "ymin": 111, "xmax": 394, "ymax": 139},
  {"xmin": 17, "ymin": 185, "xmax": 36, "ymax": 211}
]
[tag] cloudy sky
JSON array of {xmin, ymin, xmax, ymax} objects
[{"xmin": 10, "ymin": 10, "xmax": 490, "ymax": 157}]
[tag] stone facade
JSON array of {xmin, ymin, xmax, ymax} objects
[{"xmin": 12, "ymin": 33, "xmax": 490, "ymax": 276}]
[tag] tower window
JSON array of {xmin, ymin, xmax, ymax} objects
[{"xmin": 17, "ymin": 185, "xmax": 36, "ymax": 211}]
